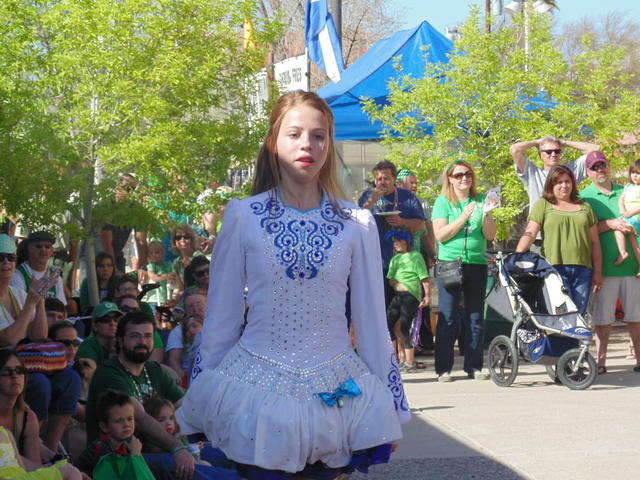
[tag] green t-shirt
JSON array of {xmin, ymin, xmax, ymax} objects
[
  {"xmin": 76, "ymin": 334, "xmax": 110, "ymax": 366},
  {"xmin": 85, "ymin": 357, "xmax": 184, "ymax": 443},
  {"xmin": 145, "ymin": 261, "xmax": 173, "ymax": 304},
  {"xmin": 581, "ymin": 183, "xmax": 638, "ymax": 277},
  {"xmin": 387, "ymin": 251, "xmax": 429, "ymax": 301},
  {"xmin": 529, "ymin": 198, "xmax": 596, "ymax": 268},
  {"xmin": 432, "ymin": 194, "xmax": 488, "ymax": 264}
]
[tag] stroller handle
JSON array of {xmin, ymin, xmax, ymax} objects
[{"xmin": 484, "ymin": 250, "xmax": 515, "ymax": 260}]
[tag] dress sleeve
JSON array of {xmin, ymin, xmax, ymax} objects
[
  {"xmin": 195, "ymin": 199, "xmax": 246, "ymax": 373},
  {"xmin": 349, "ymin": 209, "xmax": 411, "ymax": 424}
]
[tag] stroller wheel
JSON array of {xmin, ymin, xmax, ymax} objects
[
  {"xmin": 488, "ymin": 335, "xmax": 518, "ymax": 387},
  {"xmin": 556, "ymin": 348, "xmax": 597, "ymax": 390},
  {"xmin": 545, "ymin": 365, "xmax": 562, "ymax": 384}
]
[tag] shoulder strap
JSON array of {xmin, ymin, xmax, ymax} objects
[{"xmin": 17, "ymin": 264, "xmax": 32, "ymax": 291}]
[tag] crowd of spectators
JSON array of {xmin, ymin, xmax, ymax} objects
[{"xmin": 2, "ymin": 134, "xmax": 640, "ymax": 478}]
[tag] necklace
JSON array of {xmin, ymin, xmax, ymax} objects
[{"xmin": 124, "ymin": 364, "xmax": 154, "ymax": 400}]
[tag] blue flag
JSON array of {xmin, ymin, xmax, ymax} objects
[{"xmin": 305, "ymin": 0, "xmax": 345, "ymax": 82}]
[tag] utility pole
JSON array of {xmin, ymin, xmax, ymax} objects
[
  {"xmin": 486, "ymin": 0, "xmax": 491, "ymax": 33},
  {"xmin": 329, "ymin": 0, "xmax": 342, "ymax": 40}
]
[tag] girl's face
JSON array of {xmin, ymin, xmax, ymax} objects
[
  {"xmin": 0, "ymin": 356, "xmax": 25, "ymax": 397},
  {"xmin": 552, "ymin": 173, "xmax": 573, "ymax": 200},
  {"xmin": 275, "ymin": 105, "xmax": 329, "ymax": 187},
  {"xmin": 0, "ymin": 252, "xmax": 16, "ymax": 281},
  {"xmin": 148, "ymin": 245, "xmax": 164, "ymax": 264},
  {"xmin": 630, "ymin": 170, "xmax": 640, "ymax": 186},
  {"xmin": 96, "ymin": 258, "xmax": 114, "ymax": 281},
  {"xmin": 184, "ymin": 317, "xmax": 203, "ymax": 341},
  {"xmin": 53, "ymin": 327, "xmax": 80, "ymax": 363},
  {"xmin": 392, "ymin": 238, "xmax": 409, "ymax": 254},
  {"xmin": 155, "ymin": 405, "xmax": 177, "ymax": 436}
]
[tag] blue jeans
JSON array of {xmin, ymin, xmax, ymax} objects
[
  {"xmin": 435, "ymin": 263, "xmax": 487, "ymax": 375},
  {"xmin": 553, "ymin": 264, "xmax": 593, "ymax": 316},
  {"xmin": 26, "ymin": 367, "xmax": 80, "ymax": 421}
]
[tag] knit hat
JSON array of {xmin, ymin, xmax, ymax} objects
[{"xmin": 0, "ymin": 234, "xmax": 17, "ymax": 254}]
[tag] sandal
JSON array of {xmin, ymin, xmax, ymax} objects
[
  {"xmin": 597, "ymin": 366, "xmax": 607, "ymax": 375},
  {"xmin": 401, "ymin": 362, "xmax": 419, "ymax": 373},
  {"xmin": 414, "ymin": 361, "xmax": 427, "ymax": 369}
]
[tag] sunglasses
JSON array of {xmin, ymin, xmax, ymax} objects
[
  {"xmin": 194, "ymin": 269, "xmax": 209, "ymax": 278},
  {"xmin": 58, "ymin": 339, "xmax": 81, "ymax": 347},
  {"xmin": 174, "ymin": 235, "xmax": 190, "ymax": 241},
  {"xmin": 97, "ymin": 315, "xmax": 120, "ymax": 324},
  {"xmin": 0, "ymin": 366, "xmax": 27, "ymax": 377},
  {"xmin": 450, "ymin": 171, "xmax": 473, "ymax": 180},
  {"xmin": 119, "ymin": 305, "xmax": 139, "ymax": 313},
  {"xmin": 0, "ymin": 253, "xmax": 16, "ymax": 262},
  {"xmin": 541, "ymin": 149, "xmax": 562, "ymax": 155},
  {"xmin": 589, "ymin": 162, "xmax": 607, "ymax": 172},
  {"xmin": 32, "ymin": 243, "xmax": 53, "ymax": 249}
]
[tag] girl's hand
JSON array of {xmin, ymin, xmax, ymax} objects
[{"xmin": 462, "ymin": 202, "xmax": 475, "ymax": 220}]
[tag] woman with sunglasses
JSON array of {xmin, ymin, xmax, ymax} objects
[
  {"xmin": 432, "ymin": 161, "xmax": 498, "ymax": 382},
  {"xmin": 0, "ymin": 234, "xmax": 49, "ymax": 348},
  {"xmin": 516, "ymin": 165, "xmax": 602, "ymax": 315},
  {"xmin": 184, "ymin": 255, "xmax": 210, "ymax": 292},
  {"xmin": 170, "ymin": 223, "xmax": 205, "ymax": 295},
  {"xmin": 0, "ymin": 350, "xmax": 41, "ymax": 464}
]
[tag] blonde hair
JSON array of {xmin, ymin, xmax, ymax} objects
[
  {"xmin": 251, "ymin": 90, "xmax": 345, "ymax": 204},
  {"xmin": 440, "ymin": 160, "xmax": 478, "ymax": 205}
]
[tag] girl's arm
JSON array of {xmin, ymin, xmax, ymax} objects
[
  {"xmin": 618, "ymin": 192, "xmax": 627, "ymax": 216},
  {"xmin": 22, "ymin": 408, "xmax": 42, "ymax": 465},
  {"xmin": 515, "ymin": 221, "xmax": 541, "ymax": 253},
  {"xmin": 418, "ymin": 280, "xmax": 430, "ymax": 308}
]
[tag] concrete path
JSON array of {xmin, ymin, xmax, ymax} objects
[{"xmin": 352, "ymin": 326, "xmax": 639, "ymax": 480}]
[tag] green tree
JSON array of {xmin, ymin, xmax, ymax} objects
[
  {"xmin": 1, "ymin": 0, "xmax": 281, "ymax": 302},
  {"xmin": 363, "ymin": 7, "xmax": 640, "ymax": 243}
]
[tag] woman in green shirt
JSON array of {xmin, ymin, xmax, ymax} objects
[
  {"xmin": 516, "ymin": 165, "xmax": 602, "ymax": 315},
  {"xmin": 432, "ymin": 160, "xmax": 498, "ymax": 382}
]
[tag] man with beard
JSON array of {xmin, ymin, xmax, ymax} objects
[{"xmin": 85, "ymin": 310, "xmax": 194, "ymax": 479}]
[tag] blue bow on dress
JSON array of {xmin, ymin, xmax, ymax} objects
[{"xmin": 317, "ymin": 378, "xmax": 362, "ymax": 408}]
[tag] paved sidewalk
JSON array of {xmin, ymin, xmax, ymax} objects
[{"xmin": 352, "ymin": 326, "xmax": 639, "ymax": 480}]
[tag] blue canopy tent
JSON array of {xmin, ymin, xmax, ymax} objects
[{"xmin": 318, "ymin": 21, "xmax": 453, "ymax": 141}]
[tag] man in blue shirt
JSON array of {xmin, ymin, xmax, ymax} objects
[{"xmin": 359, "ymin": 160, "xmax": 426, "ymax": 307}]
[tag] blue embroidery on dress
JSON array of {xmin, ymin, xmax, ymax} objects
[
  {"xmin": 251, "ymin": 195, "xmax": 349, "ymax": 280},
  {"xmin": 387, "ymin": 353, "xmax": 409, "ymax": 412},
  {"xmin": 191, "ymin": 350, "xmax": 203, "ymax": 380}
]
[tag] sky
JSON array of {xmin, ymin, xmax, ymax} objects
[{"xmin": 391, "ymin": 0, "xmax": 640, "ymax": 33}]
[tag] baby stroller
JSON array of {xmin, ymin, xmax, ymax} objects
[{"xmin": 484, "ymin": 251, "xmax": 596, "ymax": 390}]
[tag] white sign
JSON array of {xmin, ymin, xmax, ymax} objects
[{"xmin": 273, "ymin": 54, "xmax": 308, "ymax": 92}]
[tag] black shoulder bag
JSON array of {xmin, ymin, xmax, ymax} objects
[{"xmin": 435, "ymin": 218, "xmax": 468, "ymax": 288}]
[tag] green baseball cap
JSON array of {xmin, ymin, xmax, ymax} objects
[
  {"xmin": 92, "ymin": 301, "xmax": 121, "ymax": 319},
  {"xmin": 0, "ymin": 234, "xmax": 17, "ymax": 254}
]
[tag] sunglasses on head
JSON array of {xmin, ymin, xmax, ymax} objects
[
  {"xmin": 119, "ymin": 305, "xmax": 139, "ymax": 313},
  {"xmin": 589, "ymin": 162, "xmax": 607, "ymax": 172},
  {"xmin": 450, "ymin": 171, "xmax": 472, "ymax": 180},
  {"xmin": 541, "ymin": 149, "xmax": 562, "ymax": 155},
  {"xmin": 58, "ymin": 339, "xmax": 81, "ymax": 347},
  {"xmin": 0, "ymin": 253, "xmax": 16, "ymax": 262},
  {"xmin": 174, "ymin": 235, "xmax": 190, "ymax": 241},
  {"xmin": 194, "ymin": 269, "xmax": 209, "ymax": 278},
  {"xmin": 97, "ymin": 314, "xmax": 120, "ymax": 324},
  {"xmin": 0, "ymin": 366, "xmax": 27, "ymax": 377}
]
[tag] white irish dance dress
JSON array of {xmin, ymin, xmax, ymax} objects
[{"xmin": 177, "ymin": 189, "xmax": 410, "ymax": 475}]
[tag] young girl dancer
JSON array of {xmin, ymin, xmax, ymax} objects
[{"xmin": 177, "ymin": 90, "xmax": 409, "ymax": 479}]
